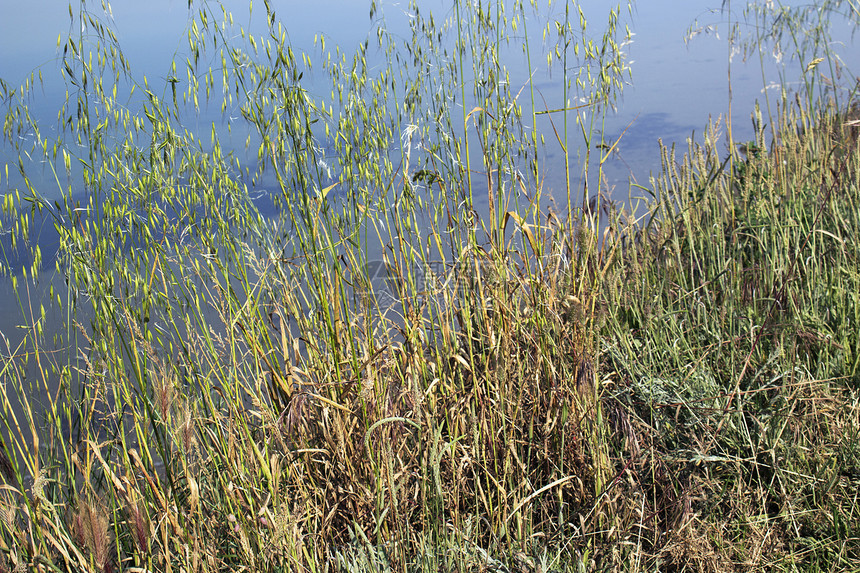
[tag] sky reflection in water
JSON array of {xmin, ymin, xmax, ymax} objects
[
  {"xmin": 2, "ymin": 1, "xmax": 855, "ymax": 196},
  {"xmin": 0, "ymin": 1, "xmax": 857, "ymax": 291}
]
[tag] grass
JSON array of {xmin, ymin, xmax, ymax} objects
[{"xmin": 0, "ymin": 0, "xmax": 859, "ymax": 571}]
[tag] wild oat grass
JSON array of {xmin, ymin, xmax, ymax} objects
[{"xmin": 1, "ymin": 0, "xmax": 859, "ymax": 571}]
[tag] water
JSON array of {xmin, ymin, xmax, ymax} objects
[{"xmin": 1, "ymin": 0, "xmax": 858, "ymax": 360}]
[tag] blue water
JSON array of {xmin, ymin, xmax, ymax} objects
[{"xmin": 1, "ymin": 0, "xmax": 858, "ymax": 339}]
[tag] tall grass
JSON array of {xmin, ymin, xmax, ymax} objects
[
  {"xmin": 596, "ymin": 98, "xmax": 860, "ymax": 569},
  {"xmin": 0, "ymin": 0, "xmax": 858, "ymax": 571}
]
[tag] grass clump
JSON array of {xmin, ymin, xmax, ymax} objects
[
  {"xmin": 595, "ymin": 99, "xmax": 860, "ymax": 570},
  {"xmin": 0, "ymin": 0, "xmax": 859, "ymax": 571}
]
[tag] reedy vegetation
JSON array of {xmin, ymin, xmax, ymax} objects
[{"xmin": 0, "ymin": 0, "xmax": 858, "ymax": 571}]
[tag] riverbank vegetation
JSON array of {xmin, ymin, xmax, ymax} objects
[{"xmin": 1, "ymin": 0, "xmax": 858, "ymax": 571}]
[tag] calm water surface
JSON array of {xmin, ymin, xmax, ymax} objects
[{"xmin": 0, "ymin": 0, "xmax": 857, "ymax": 345}]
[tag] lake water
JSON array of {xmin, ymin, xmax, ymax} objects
[{"xmin": 1, "ymin": 0, "xmax": 858, "ymax": 357}]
